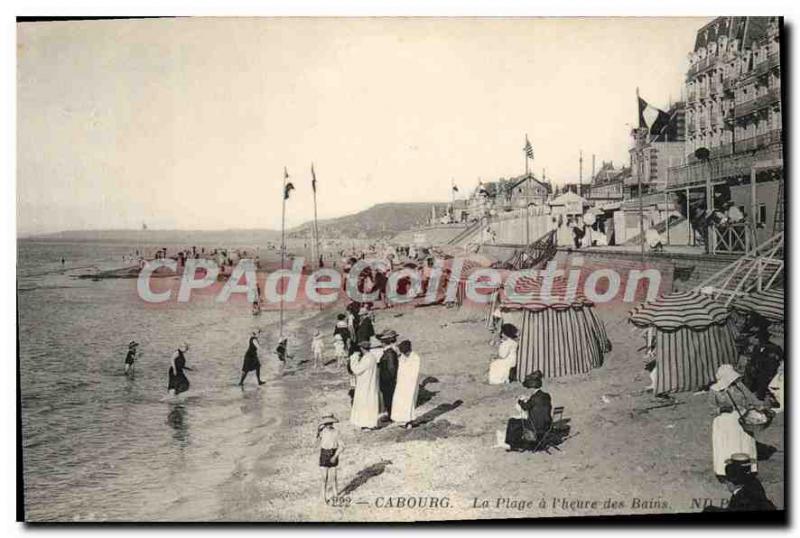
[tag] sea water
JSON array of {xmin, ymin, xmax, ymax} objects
[{"xmin": 17, "ymin": 240, "xmax": 294, "ymax": 521}]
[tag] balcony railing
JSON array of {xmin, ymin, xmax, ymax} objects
[
  {"xmin": 734, "ymin": 87, "xmax": 781, "ymax": 118},
  {"xmin": 768, "ymin": 51, "xmax": 780, "ymax": 68},
  {"xmin": 709, "ymin": 144, "xmax": 733, "ymax": 158},
  {"xmin": 722, "ymin": 77, "xmax": 736, "ymax": 92},
  {"xmin": 667, "ymin": 142, "xmax": 783, "ymax": 189},
  {"xmin": 713, "ymin": 223, "xmax": 752, "ymax": 254}
]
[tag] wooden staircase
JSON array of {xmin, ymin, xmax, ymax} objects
[
  {"xmin": 694, "ymin": 231, "xmax": 784, "ymax": 307},
  {"xmin": 447, "ymin": 220, "xmax": 483, "ymax": 245}
]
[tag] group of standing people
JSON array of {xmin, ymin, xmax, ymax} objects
[
  {"xmin": 335, "ymin": 302, "xmax": 421, "ymax": 430},
  {"xmin": 349, "ymin": 331, "xmax": 421, "ymax": 430}
]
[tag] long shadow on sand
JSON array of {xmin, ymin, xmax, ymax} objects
[
  {"xmin": 416, "ymin": 376, "xmax": 440, "ymax": 406},
  {"xmin": 340, "ymin": 459, "xmax": 393, "ymax": 495},
  {"xmin": 412, "ymin": 399, "xmax": 463, "ymax": 427}
]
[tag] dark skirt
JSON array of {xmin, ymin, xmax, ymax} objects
[
  {"xmin": 168, "ymin": 368, "xmax": 190, "ymax": 395},
  {"xmin": 505, "ymin": 418, "xmax": 526, "ymax": 449},
  {"xmin": 242, "ymin": 353, "xmax": 260, "ymax": 373},
  {"xmin": 319, "ymin": 448, "xmax": 338, "ymax": 468}
]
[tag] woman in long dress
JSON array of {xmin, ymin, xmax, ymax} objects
[
  {"xmin": 391, "ymin": 340, "xmax": 420, "ymax": 428},
  {"xmin": 349, "ymin": 341, "xmax": 380, "ymax": 430},
  {"xmin": 489, "ymin": 324, "xmax": 518, "ymax": 385},
  {"xmin": 168, "ymin": 343, "xmax": 192, "ymax": 396},
  {"xmin": 239, "ymin": 330, "xmax": 265, "ymax": 386},
  {"xmin": 710, "ymin": 364, "xmax": 759, "ymax": 477}
]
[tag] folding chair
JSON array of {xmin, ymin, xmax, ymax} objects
[{"xmin": 532, "ymin": 405, "xmax": 565, "ymax": 453}]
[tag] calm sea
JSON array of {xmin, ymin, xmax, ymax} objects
[{"xmin": 17, "ymin": 240, "xmax": 301, "ymax": 521}]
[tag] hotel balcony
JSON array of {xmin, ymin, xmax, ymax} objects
[
  {"xmin": 768, "ymin": 51, "xmax": 780, "ymax": 69},
  {"xmin": 722, "ymin": 77, "xmax": 736, "ymax": 93},
  {"xmin": 687, "ymin": 55, "xmax": 718, "ymax": 78},
  {"xmin": 734, "ymin": 87, "xmax": 781, "ymax": 118},
  {"xmin": 666, "ymin": 140, "xmax": 782, "ymax": 189}
]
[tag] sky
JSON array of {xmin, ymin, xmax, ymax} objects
[{"xmin": 17, "ymin": 16, "xmax": 710, "ymax": 235}]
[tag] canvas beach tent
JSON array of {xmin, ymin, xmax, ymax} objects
[
  {"xmin": 498, "ymin": 274, "xmax": 611, "ymax": 379},
  {"xmin": 731, "ymin": 288, "xmax": 784, "ymax": 325},
  {"xmin": 629, "ymin": 290, "xmax": 737, "ymax": 394}
]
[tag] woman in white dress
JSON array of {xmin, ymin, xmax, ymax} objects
[
  {"xmin": 391, "ymin": 340, "xmax": 421, "ymax": 428},
  {"xmin": 349, "ymin": 341, "xmax": 380, "ymax": 430},
  {"xmin": 489, "ymin": 324, "xmax": 518, "ymax": 385},
  {"xmin": 710, "ymin": 364, "xmax": 759, "ymax": 477}
]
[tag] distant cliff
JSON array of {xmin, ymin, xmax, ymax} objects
[{"xmin": 288, "ymin": 202, "xmax": 448, "ymax": 240}]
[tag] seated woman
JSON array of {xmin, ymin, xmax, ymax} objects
[
  {"xmin": 710, "ymin": 364, "xmax": 765, "ymax": 478},
  {"xmin": 488, "ymin": 323, "xmax": 518, "ymax": 385},
  {"xmin": 494, "ymin": 371, "xmax": 552, "ymax": 451}
]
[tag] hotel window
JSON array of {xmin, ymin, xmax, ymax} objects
[{"xmin": 757, "ymin": 204, "xmax": 767, "ymax": 226}]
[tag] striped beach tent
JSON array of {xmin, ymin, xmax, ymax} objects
[
  {"xmin": 630, "ymin": 291, "xmax": 737, "ymax": 394},
  {"xmin": 499, "ymin": 274, "xmax": 611, "ymax": 380},
  {"xmin": 731, "ymin": 288, "xmax": 784, "ymax": 324}
]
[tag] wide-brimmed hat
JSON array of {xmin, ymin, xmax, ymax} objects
[
  {"xmin": 710, "ymin": 364, "xmax": 741, "ymax": 392},
  {"xmin": 377, "ymin": 329, "xmax": 398, "ymax": 342},
  {"xmin": 319, "ymin": 414, "xmax": 339, "ymax": 426},
  {"xmin": 128, "ymin": 341, "xmax": 139, "ymax": 348},
  {"xmin": 522, "ymin": 370, "xmax": 543, "ymax": 389}
]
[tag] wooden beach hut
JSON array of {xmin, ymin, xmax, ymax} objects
[{"xmin": 629, "ymin": 291, "xmax": 737, "ymax": 394}]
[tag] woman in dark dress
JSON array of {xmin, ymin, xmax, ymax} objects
[
  {"xmin": 168, "ymin": 343, "xmax": 192, "ymax": 396},
  {"xmin": 239, "ymin": 330, "xmax": 266, "ymax": 387}
]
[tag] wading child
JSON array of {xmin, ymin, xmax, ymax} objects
[
  {"xmin": 317, "ymin": 414, "xmax": 344, "ymax": 503},
  {"xmin": 312, "ymin": 330, "xmax": 325, "ymax": 369}
]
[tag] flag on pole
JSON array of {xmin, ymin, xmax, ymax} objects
[
  {"xmin": 452, "ymin": 184, "xmax": 459, "ymax": 192},
  {"xmin": 311, "ymin": 164, "xmax": 317, "ymax": 192},
  {"xmin": 524, "ymin": 136, "xmax": 534, "ymax": 159},
  {"xmin": 637, "ymin": 96, "xmax": 670, "ymax": 134},
  {"xmin": 283, "ymin": 167, "xmax": 294, "ymax": 199}
]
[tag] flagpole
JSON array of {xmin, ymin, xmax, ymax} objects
[
  {"xmin": 524, "ymin": 135, "xmax": 529, "ymax": 177},
  {"xmin": 280, "ymin": 167, "xmax": 287, "ymax": 337},
  {"xmin": 312, "ymin": 164, "xmax": 320, "ymax": 269},
  {"xmin": 636, "ymin": 88, "xmax": 645, "ymax": 262}
]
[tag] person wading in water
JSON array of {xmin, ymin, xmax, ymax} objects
[
  {"xmin": 168, "ymin": 343, "xmax": 193, "ymax": 396},
  {"xmin": 239, "ymin": 330, "xmax": 266, "ymax": 387},
  {"xmin": 124, "ymin": 340, "xmax": 139, "ymax": 377}
]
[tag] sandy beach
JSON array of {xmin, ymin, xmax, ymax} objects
[{"xmin": 211, "ymin": 299, "xmax": 784, "ymax": 522}]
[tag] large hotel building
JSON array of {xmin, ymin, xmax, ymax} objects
[{"xmin": 668, "ymin": 16, "xmax": 783, "ymax": 248}]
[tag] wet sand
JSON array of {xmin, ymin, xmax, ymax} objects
[{"xmin": 213, "ymin": 301, "xmax": 784, "ymax": 521}]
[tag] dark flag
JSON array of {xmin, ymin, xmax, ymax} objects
[
  {"xmin": 283, "ymin": 167, "xmax": 294, "ymax": 200},
  {"xmin": 452, "ymin": 184, "xmax": 459, "ymax": 192},
  {"xmin": 311, "ymin": 164, "xmax": 317, "ymax": 193},
  {"xmin": 524, "ymin": 136, "xmax": 534, "ymax": 159}
]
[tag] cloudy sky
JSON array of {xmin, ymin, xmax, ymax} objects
[{"xmin": 17, "ymin": 17, "xmax": 709, "ymax": 234}]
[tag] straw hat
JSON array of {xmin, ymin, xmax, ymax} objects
[
  {"xmin": 128, "ymin": 341, "xmax": 139, "ymax": 349},
  {"xmin": 319, "ymin": 414, "xmax": 339, "ymax": 426},
  {"xmin": 710, "ymin": 364, "xmax": 741, "ymax": 392},
  {"xmin": 377, "ymin": 329, "xmax": 398, "ymax": 342}
]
